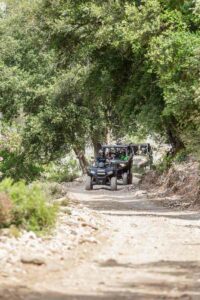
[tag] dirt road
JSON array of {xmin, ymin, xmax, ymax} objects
[{"xmin": 1, "ymin": 182, "xmax": 200, "ymax": 299}]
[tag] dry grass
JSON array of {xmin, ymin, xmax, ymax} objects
[
  {"xmin": 0, "ymin": 193, "xmax": 13, "ymax": 225},
  {"xmin": 141, "ymin": 160, "xmax": 200, "ymax": 207}
]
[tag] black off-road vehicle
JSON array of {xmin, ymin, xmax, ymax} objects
[{"xmin": 85, "ymin": 145, "xmax": 133, "ymax": 191}]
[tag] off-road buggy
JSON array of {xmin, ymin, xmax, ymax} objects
[
  {"xmin": 130, "ymin": 143, "xmax": 153, "ymax": 169},
  {"xmin": 85, "ymin": 145, "xmax": 133, "ymax": 191}
]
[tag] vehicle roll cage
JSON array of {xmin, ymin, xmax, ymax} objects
[
  {"xmin": 130, "ymin": 143, "xmax": 152, "ymax": 155},
  {"xmin": 101, "ymin": 143, "xmax": 152, "ymax": 157},
  {"xmin": 101, "ymin": 144, "xmax": 133, "ymax": 158}
]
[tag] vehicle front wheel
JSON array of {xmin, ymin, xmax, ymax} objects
[
  {"xmin": 111, "ymin": 176, "xmax": 117, "ymax": 191},
  {"xmin": 85, "ymin": 176, "xmax": 93, "ymax": 190},
  {"xmin": 122, "ymin": 172, "xmax": 128, "ymax": 185}
]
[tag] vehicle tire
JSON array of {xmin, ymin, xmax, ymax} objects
[
  {"xmin": 111, "ymin": 176, "xmax": 117, "ymax": 191},
  {"xmin": 128, "ymin": 172, "xmax": 133, "ymax": 184},
  {"xmin": 122, "ymin": 172, "xmax": 128, "ymax": 185},
  {"xmin": 85, "ymin": 176, "xmax": 93, "ymax": 190}
]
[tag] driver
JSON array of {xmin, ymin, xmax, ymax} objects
[{"xmin": 97, "ymin": 149, "xmax": 104, "ymax": 162}]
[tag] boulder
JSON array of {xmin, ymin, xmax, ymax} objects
[{"xmin": 21, "ymin": 254, "xmax": 46, "ymax": 266}]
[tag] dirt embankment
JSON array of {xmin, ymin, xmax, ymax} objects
[{"xmin": 141, "ymin": 159, "xmax": 200, "ymax": 208}]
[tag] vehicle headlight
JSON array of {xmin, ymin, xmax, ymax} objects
[
  {"xmin": 107, "ymin": 170, "xmax": 113, "ymax": 175},
  {"xmin": 120, "ymin": 163, "xmax": 126, "ymax": 167},
  {"xmin": 91, "ymin": 170, "xmax": 95, "ymax": 175}
]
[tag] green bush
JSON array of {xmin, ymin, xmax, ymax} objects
[
  {"xmin": 44, "ymin": 158, "xmax": 80, "ymax": 183},
  {"xmin": 0, "ymin": 178, "xmax": 58, "ymax": 233},
  {"xmin": 32, "ymin": 181, "xmax": 64, "ymax": 201},
  {"xmin": 174, "ymin": 149, "xmax": 189, "ymax": 163},
  {"xmin": 0, "ymin": 193, "xmax": 13, "ymax": 226},
  {"xmin": 0, "ymin": 150, "xmax": 43, "ymax": 182},
  {"xmin": 156, "ymin": 149, "xmax": 189, "ymax": 174},
  {"xmin": 0, "ymin": 124, "xmax": 43, "ymax": 182},
  {"xmin": 156, "ymin": 155, "xmax": 173, "ymax": 173}
]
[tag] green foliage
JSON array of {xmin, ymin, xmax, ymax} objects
[
  {"xmin": 0, "ymin": 150, "xmax": 43, "ymax": 182},
  {"xmin": 156, "ymin": 155, "xmax": 173, "ymax": 173},
  {"xmin": 0, "ymin": 192, "xmax": 13, "ymax": 226},
  {"xmin": 0, "ymin": 124, "xmax": 43, "ymax": 182},
  {"xmin": 60, "ymin": 198, "xmax": 70, "ymax": 207},
  {"xmin": 173, "ymin": 149, "xmax": 188, "ymax": 163},
  {"xmin": 0, "ymin": 0, "xmax": 200, "ymax": 160},
  {"xmin": 0, "ymin": 178, "xmax": 58, "ymax": 233},
  {"xmin": 44, "ymin": 158, "xmax": 80, "ymax": 183},
  {"xmin": 156, "ymin": 149, "xmax": 189, "ymax": 173}
]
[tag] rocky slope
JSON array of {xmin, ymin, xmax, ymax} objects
[
  {"xmin": 141, "ymin": 158, "xmax": 200, "ymax": 208},
  {"xmin": 0, "ymin": 196, "xmax": 107, "ymax": 282}
]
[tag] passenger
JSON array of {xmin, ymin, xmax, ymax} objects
[
  {"xmin": 115, "ymin": 151, "xmax": 120, "ymax": 159},
  {"xmin": 110, "ymin": 151, "xmax": 116, "ymax": 160},
  {"xmin": 106, "ymin": 150, "xmax": 111, "ymax": 159},
  {"xmin": 140, "ymin": 145, "xmax": 147, "ymax": 155},
  {"xmin": 120, "ymin": 149, "xmax": 129, "ymax": 161}
]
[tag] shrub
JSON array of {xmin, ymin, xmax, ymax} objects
[
  {"xmin": 32, "ymin": 181, "xmax": 64, "ymax": 200},
  {"xmin": 174, "ymin": 149, "xmax": 189, "ymax": 163},
  {"xmin": 0, "ymin": 150, "xmax": 43, "ymax": 182},
  {"xmin": 0, "ymin": 193, "xmax": 13, "ymax": 226},
  {"xmin": 156, "ymin": 155, "xmax": 173, "ymax": 173},
  {"xmin": 156, "ymin": 149, "xmax": 189, "ymax": 174},
  {"xmin": 0, "ymin": 178, "xmax": 58, "ymax": 233},
  {"xmin": 44, "ymin": 158, "xmax": 80, "ymax": 183},
  {"xmin": 0, "ymin": 124, "xmax": 43, "ymax": 182}
]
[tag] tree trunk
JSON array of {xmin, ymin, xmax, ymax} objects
[
  {"xmin": 166, "ymin": 127, "xmax": 185, "ymax": 154},
  {"xmin": 91, "ymin": 138, "xmax": 102, "ymax": 158},
  {"xmin": 73, "ymin": 147, "xmax": 88, "ymax": 174},
  {"xmin": 164, "ymin": 116, "xmax": 185, "ymax": 155},
  {"xmin": 105, "ymin": 127, "xmax": 112, "ymax": 144}
]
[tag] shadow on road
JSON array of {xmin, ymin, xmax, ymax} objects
[
  {"xmin": 1, "ymin": 258, "xmax": 200, "ymax": 300},
  {"xmin": 0, "ymin": 287, "xmax": 197, "ymax": 300},
  {"xmin": 1, "ymin": 258, "xmax": 200, "ymax": 299},
  {"xmin": 101, "ymin": 212, "xmax": 200, "ymax": 221},
  {"xmin": 77, "ymin": 194, "xmax": 200, "ymax": 222},
  {"xmin": 67, "ymin": 177, "xmax": 200, "ymax": 221}
]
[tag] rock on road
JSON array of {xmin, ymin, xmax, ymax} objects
[{"xmin": 1, "ymin": 182, "xmax": 200, "ymax": 299}]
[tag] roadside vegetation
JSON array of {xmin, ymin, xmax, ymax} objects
[
  {"xmin": 43, "ymin": 158, "xmax": 81, "ymax": 183},
  {"xmin": 0, "ymin": 178, "xmax": 58, "ymax": 233},
  {"xmin": 155, "ymin": 149, "xmax": 189, "ymax": 174}
]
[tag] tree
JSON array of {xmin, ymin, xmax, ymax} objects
[{"xmin": 0, "ymin": 0, "xmax": 200, "ymax": 179}]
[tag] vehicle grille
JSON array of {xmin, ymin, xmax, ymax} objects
[{"xmin": 97, "ymin": 169, "xmax": 106, "ymax": 175}]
